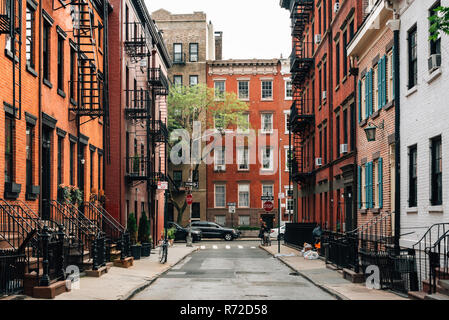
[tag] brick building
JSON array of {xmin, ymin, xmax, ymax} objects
[
  {"xmin": 347, "ymin": 0, "xmax": 396, "ymax": 235},
  {"xmin": 0, "ymin": 0, "xmax": 109, "ymax": 217},
  {"xmin": 206, "ymin": 59, "xmax": 293, "ymax": 228},
  {"xmin": 106, "ymin": 0, "xmax": 171, "ymax": 243},
  {"xmin": 152, "ymin": 9, "xmax": 219, "ymax": 226},
  {"xmin": 280, "ymin": 0, "xmax": 365, "ymax": 232}
]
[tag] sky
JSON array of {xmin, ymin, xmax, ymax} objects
[{"xmin": 144, "ymin": 0, "xmax": 292, "ymax": 60}]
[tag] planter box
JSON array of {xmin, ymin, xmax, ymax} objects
[
  {"xmin": 26, "ymin": 185, "xmax": 40, "ymax": 200},
  {"xmin": 131, "ymin": 245, "xmax": 141, "ymax": 260},
  {"xmin": 141, "ymin": 243, "xmax": 151, "ymax": 257},
  {"xmin": 4, "ymin": 182, "xmax": 21, "ymax": 199}
]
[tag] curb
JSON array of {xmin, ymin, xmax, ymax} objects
[
  {"xmin": 259, "ymin": 245, "xmax": 349, "ymax": 301},
  {"xmin": 121, "ymin": 247, "xmax": 199, "ymax": 300}
]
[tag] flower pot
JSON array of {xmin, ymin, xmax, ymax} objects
[
  {"xmin": 141, "ymin": 243, "xmax": 151, "ymax": 257},
  {"xmin": 131, "ymin": 244, "xmax": 142, "ymax": 260}
]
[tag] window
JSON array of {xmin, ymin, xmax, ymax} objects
[
  {"xmin": 323, "ymin": 61, "xmax": 327, "ymax": 93},
  {"xmin": 238, "ymin": 215, "xmax": 250, "ymax": 226},
  {"xmin": 262, "ymin": 184, "xmax": 274, "ymax": 206},
  {"xmin": 189, "ymin": 75, "xmax": 198, "ymax": 86},
  {"xmin": 387, "ymin": 50, "xmax": 393, "ymax": 102},
  {"xmin": 173, "ymin": 43, "xmax": 183, "ymax": 63},
  {"xmin": 70, "ymin": 142, "xmax": 75, "ymax": 185},
  {"xmin": 343, "ymin": 109, "xmax": 348, "ymax": 145},
  {"xmin": 409, "ymin": 145, "xmax": 417, "ymax": 207},
  {"xmin": 237, "ymin": 113, "xmax": 249, "ymax": 133},
  {"xmin": 318, "ymin": 7, "xmax": 322, "ymax": 34},
  {"xmin": 5, "ymin": 116, "xmax": 14, "ymax": 183},
  {"xmin": 214, "ymin": 114, "xmax": 224, "ymax": 130},
  {"xmin": 431, "ymin": 136, "xmax": 442, "ymax": 206},
  {"xmin": 262, "ymin": 147, "xmax": 273, "ymax": 170},
  {"xmin": 214, "ymin": 80, "xmax": 225, "ymax": 100},
  {"xmin": 26, "ymin": 5, "xmax": 35, "ymax": 69},
  {"xmin": 125, "ymin": 66, "xmax": 129, "ymax": 106},
  {"xmin": 57, "ymin": 136, "xmax": 63, "ymax": 186},
  {"xmin": 335, "ymin": 41, "xmax": 340, "ymax": 84},
  {"xmin": 350, "ymin": 104, "xmax": 355, "ymax": 151},
  {"xmin": 319, "ymin": 67, "xmax": 322, "ymax": 105},
  {"xmin": 261, "ymin": 113, "xmax": 273, "ymax": 133},
  {"xmin": 173, "ymin": 170, "xmax": 182, "ymax": 188},
  {"xmin": 43, "ymin": 19, "xmax": 51, "ymax": 82},
  {"xmin": 323, "ymin": 0, "xmax": 327, "ymax": 32},
  {"xmin": 323, "ymin": 125, "xmax": 327, "ymax": 164},
  {"xmin": 192, "ymin": 203, "xmax": 200, "ymax": 219},
  {"xmin": 215, "ymin": 215, "xmax": 226, "ymax": 225},
  {"xmin": 238, "ymin": 184, "xmax": 249, "ymax": 208},
  {"xmin": 286, "ymin": 196, "xmax": 294, "ymax": 213},
  {"xmin": 70, "ymin": 46, "xmax": 76, "ymax": 101},
  {"xmin": 173, "ymin": 75, "xmax": 182, "ymax": 86},
  {"xmin": 26, "ymin": 125, "xmax": 33, "ymax": 190},
  {"xmin": 214, "ymin": 147, "xmax": 225, "ymax": 170},
  {"xmin": 285, "ymin": 148, "xmax": 292, "ymax": 171},
  {"xmin": 430, "ymin": 2, "xmax": 441, "ymax": 57},
  {"xmin": 193, "ymin": 169, "xmax": 199, "ymax": 182},
  {"xmin": 90, "ymin": 150, "xmax": 94, "ymax": 189},
  {"xmin": 408, "ymin": 25, "xmax": 418, "ymax": 89},
  {"xmin": 98, "ymin": 23, "xmax": 103, "ymax": 50},
  {"xmin": 57, "ymin": 35, "xmax": 64, "ymax": 92},
  {"xmin": 214, "ymin": 185, "xmax": 226, "ymax": 208},
  {"xmin": 261, "ymin": 80, "xmax": 273, "ymax": 99},
  {"xmin": 125, "ymin": 5, "xmax": 129, "ymax": 40},
  {"xmin": 189, "ymin": 43, "xmax": 198, "ymax": 62},
  {"xmin": 343, "ymin": 30, "xmax": 348, "ymax": 77},
  {"xmin": 238, "ymin": 81, "xmax": 249, "ymax": 100},
  {"xmin": 98, "ymin": 153, "xmax": 102, "ymax": 191},
  {"xmin": 284, "ymin": 111, "xmax": 290, "ymax": 134},
  {"xmin": 336, "ymin": 114, "xmax": 340, "ymax": 157},
  {"xmin": 237, "ymin": 147, "xmax": 249, "ymax": 170},
  {"xmin": 285, "ymin": 80, "xmax": 293, "ymax": 99}
]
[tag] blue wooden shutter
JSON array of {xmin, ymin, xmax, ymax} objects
[
  {"xmin": 365, "ymin": 164, "xmax": 368, "ymax": 209},
  {"xmin": 379, "ymin": 158, "xmax": 383, "ymax": 208},
  {"xmin": 358, "ymin": 166, "xmax": 362, "ymax": 209},
  {"xmin": 365, "ymin": 76, "xmax": 369, "ymax": 119},
  {"xmin": 382, "ymin": 55, "xmax": 387, "ymax": 107},
  {"xmin": 368, "ymin": 70, "xmax": 373, "ymax": 116},
  {"xmin": 378, "ymin": 61, "xmax": 382, "ymax": 110},
  {"xmin": 358, "ymin": 80, "xmax": 362, "ymax": 123},
  {"xmin": 369, "ymin": 162, "xmax": 373, "ymax": 209}
]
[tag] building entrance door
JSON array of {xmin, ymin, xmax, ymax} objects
[
  {"xmin": 345, "ymin": 186, "xmax": 353, "ymax": 232},
  {"xmin": 42, "ymin": 128, "xmax": 52, "ymax": 220}
]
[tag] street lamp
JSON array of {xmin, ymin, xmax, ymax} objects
[{"xmin": 364, "ymin": 120, "xmax": 384, "ymax": 142}]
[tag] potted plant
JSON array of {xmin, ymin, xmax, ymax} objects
[
  {"xmin": 69, "ymin": 186, "xmax": 83, "ymax": 206},
  {"xmin": 138, "ymin": 211, "xmax": 151, "ymax": 257},
  {"xmin": 128, "ymin": 213, "xmax": 141, "ymax": 260},
  {"xmin": 167, "ymin": 227, "xmax": 176, "ymax": 246}
]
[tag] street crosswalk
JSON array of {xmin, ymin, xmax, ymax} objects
[{"xmin": 197, "ymin": 244, "xmax": 259, "ymax": 250}]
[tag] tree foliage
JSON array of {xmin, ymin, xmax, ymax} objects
[{"xmin": 429, "ymin": 6, "xmax": 449, "ymax": 41}]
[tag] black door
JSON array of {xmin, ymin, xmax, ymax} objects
[
  {"xmin": 345, "ymin": 186, "xmax": 353, "ymax": 232},
  {"xmin": 192, "ymin": 202, "xmax": 200, "ymax": 219},
  {"xmin": 42, "ymin": 129, "xmax": 52, "ymax": 220},
  {"xmin": 261, "ymin": 214, "xmax": 274, "ymax": 229},
  {"xmin": 78, "ymin": 144, "xmax": 85, "ymax": 204}
]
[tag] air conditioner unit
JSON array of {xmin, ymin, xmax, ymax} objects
[
  {"xmin": 314, "ymin": 34, "xmax": 322, "ymax": 45},
  {"xmin": 340, "ymin": 143, "xmax": 348, "ymax": 154},
  {"xmin": 428, "ymin": 54, "xmax": 441, "ymax": 72},
  {"xmin": 322, "ymin": 91, "xmax": 327, "ymax": 100},
  {"xmin": 334, "ymin": 2, "xmax": 340, "ymax": 13},
  {"xmin": 315, "ymin": 157, "xmax": 322, "ymax": 166}
]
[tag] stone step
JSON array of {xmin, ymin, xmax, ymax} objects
[
  {"xmin": 408, "ymin": 291, "xmax": 427, "ymax": 300},
  {"xmin": 439, "ymin": 279, "xmax": 449, "ymax": 291},
  {"xmin": 424, "ymin": 293, "xmax": 449, "ymax": 300}
]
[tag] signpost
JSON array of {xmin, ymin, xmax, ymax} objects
[
  {"xmin": 261, "ymin": 195, "xmax": 274, "ymax": 201},
  {"xmin": 157, "ymin": 181, "xmax": 168, "ymax": 190},
  {"xmin": 263, "ymin": 200, "xmax": 274, "ymax": 212},
  {"xmin": 184, "ymin": 181, "xmax": 199, "ymax": 189}
]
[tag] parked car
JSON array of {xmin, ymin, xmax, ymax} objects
[
  {"xmin": 189, "ymin": 221, "xmax": 240, "ymax": 241},
  {"xmin": 167, "ymin": 221, "xmax": 202, "ymax": 242},
  {"xmin": 270, "ymin": 225, "xmax": 286, "ymax": 240}
]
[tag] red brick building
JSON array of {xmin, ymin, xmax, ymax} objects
[
  {"xmin": 106, "ymin": 0, "xmax": 171, "ymax": 243},
  {"xmin": 281, "ymin": 0, "xmax": 365, "ymax": 232},
  {"xmin": 206, "ymin": 59, "xmax": 293, "ymax": 228}
]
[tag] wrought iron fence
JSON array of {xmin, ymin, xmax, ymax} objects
[
  {"xmin": 0, "ymin": 250, "xmax": 25, "ymax": 296},
  {"xmin": 322, "ymin": 231, "xmax": 359, "ymax": 272},
  {"xmin": 426, "ymin": 229, "xmax": 449, "ymax": 294},
  {"xmin": 284, "ymin": 222, "xmax": 317, "ymax": 249}
]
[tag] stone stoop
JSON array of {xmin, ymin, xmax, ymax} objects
[
  {"xmin": 85, "ymin": 262, "xmax": 113, "ymax": 277},
  {"xmin": 113, "ymin": 257, "xmax": 134, "ymax": 268},
  {"xmin": 424, "ymin": 293, "xmax": 449, "ymax": 300},
  {"xmin": 342, "ymin": 268, "xmax": 366, "ymax": 283},
  {"xmin": 32, "ymin": 280, "xmax": 71, "ymax": 299},
  {"xmin": 408, "ymin": 291, "xmax": 427, "ymax": 300}
]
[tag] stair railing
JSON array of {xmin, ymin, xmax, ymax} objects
[{"xmin": 424, "ymin": 229, "xmax": 449, "ymax": 294}]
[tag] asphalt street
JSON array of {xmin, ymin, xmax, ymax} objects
[{"xmin": 132, "ymin": 240, "xmax": 336, "ymax": 300}]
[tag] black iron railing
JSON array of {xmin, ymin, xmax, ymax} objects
[
  {"xmin": 0, "ymin": 0, "xmax": 11, "ymax": 34},
  {"xmin": 322, "ymin": 231, "xmax": 359, "ymax": 272},
  {"xmin": 290, "ymin": 98, "xmax": 314, "ymax": 133},
  {"xmin": 148, "ymin": 171, "xmax": 167, "ymax": 189},
  {"xmin": 124, "ymin": 22, "xmax": 149, "ymax": 60},
  {"xmin": 148, "ymin": 67, "xmax": 169, "ymax": 90},
  {"xmin": 290, "ymin": 41, "xmax": 314, "ymax": 82},
  {"xmin": 125, "ymin": 156, "xmax": 150, "ymax": 180},
  {"xmin": 149, "ymin": 119, "xmax": 168, "ymax": 143},
  {"xmin": 124, "ymin": 89, "xmax": 151, "ymax": 120},
  {"xmin": 284, "ymin": 223, "xmax": 317, "ymax": 249},
  {"xmin": 0, "ymin": 250, "xmax": 26, "ymax": 296},
  {"xmin": 425, "ymin": 228, "xmax": 449, "ymax": 294},
  {"xmin": 173, "ymin": 52, "xmax": 186, "ymax": 64}
]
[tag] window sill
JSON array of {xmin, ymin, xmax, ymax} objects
[
  {"xmin": 70, "ymin": 98, "xmax": 77, "ymax": 106},
  {"xmin": 371, "ymin": 109, "xmax": 380, "ymax": 120},
  {"xmin": 4, "ymin": 49, "xmax": 19, "ymax": 63},
  {"xmin": 43, "ymin": 79, "xmax": 53, "ymax": 89},
  {"xmin": 285, "ymin": 97, "xmax": 293, "ymax": 101},
  {"xmin": 426, "ymin": 67, "xmax": 442, "ymax": 84},
  {"xmin": 406, "ymin": 207, "xmax": 418, "ymax": 214},
  {"xmin": 261, "ymin": 99, "xmax": 273, "ymax": 102},
  {"xmin": 405, "ymin": 86, "xmax": 417, "ymax": 97},
  {"xmin": 359, "ymin": 119, "xmax": 367, "ymax": 127},
  {"xmin": 26, "ymin": 65, "xmax": 38, "ymax": 77},
  {"xmin": 57, "ymin": 89, "xmax": 66, "ymax": 98},
  {"xmin": 261, "ymin": 131, "xmax": 274, "ymax": 135},
  {"xmin": 360, "ymin": 209, "xmax": 367, "ymax": 214},
  {"xmin": 384, "ymin": 100, "xmax": 394, "ymax": 111},
  {"xmin": 429, "ymin": 205, "xmax": 443, "ymax": 214}
]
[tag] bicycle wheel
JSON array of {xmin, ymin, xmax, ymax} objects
[{"xmin": 160, "ymin": 244, "xmax": 168, "ymax": 263}]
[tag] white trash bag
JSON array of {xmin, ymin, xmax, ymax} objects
[{"xmin": 304, "ymin": 250, "xmax": 319, "ymax": 260}]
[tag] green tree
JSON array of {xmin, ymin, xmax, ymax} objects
[
  {"xmin": 167, "ymin": 84, "xmax": 249, "ymax": 224},
  {"xmin": 137, "ymin": 211, "xmax": 151, "ymax": 243},
  {"xmin": 429, "ymin": 6, "xmax": 449, "ymax": 40},
  {"xmin": 127, "ymin": 213, "xmax": 138, "ymax": 244}
]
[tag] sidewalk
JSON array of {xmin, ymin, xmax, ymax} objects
[
  {"xmin": 260, "ymin": 244, "xmax": 408, "ymax": 300},
  {"xmin": 26, "ymin": 244, "xmax": 198, "ymax": 300}
]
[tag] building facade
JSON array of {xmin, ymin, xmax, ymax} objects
[
  {"xmin": 206, "ymin": 59, "xmax": 293, "ymax": 228},
  {"xmin": 106, "ymin": 0, "xmax": 171, "ymax": 243},
  {"xmin": 152, "ymin": 9, "xmax": 219, "ymax": 226}
]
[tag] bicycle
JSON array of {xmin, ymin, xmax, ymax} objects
[
  {"xmin": 159, "ymin": 238, "xmax": 168, "ymax": 264},
  {"xmin": 261, "ymin": 232, "xmax": 271, "ymax": 246}
]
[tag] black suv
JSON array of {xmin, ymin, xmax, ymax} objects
[
  {"xmin": 167, "ymin": 222, "xmax": 202, "ymax": 242},
  {"xmin": 190, "ymin": 221, "xmax": 240, "ymax": 241}
]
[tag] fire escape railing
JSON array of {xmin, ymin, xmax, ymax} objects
[
  {"xmin": 290, "ymin": 0, "xmax": 314, "ymax": 37},
  {"xmin": 124, "ymin": 89, "xmax": 151, "ymax": 120},
  {"xmin": 124, "ymin": 22, "xmax": 149, "ymax": 62},
  {"xmin": 148, "ymin": 67, "xmax": 169, "ymax": 90},
  {"xmin": 290, "ymin": 41, "xmax": 314, "ymax": 84},
  {"xmin": 149, "ymin": 119, "xmax": 168, "ymax": 143},
  {"xmin": 125, "ymin": 156, "xmax": 150, "ymax": 182}
]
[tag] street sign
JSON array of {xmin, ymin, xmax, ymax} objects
[
  {"xmin": 184, "ymin": 181, "xmax": 199, "ymax": 188},
  {"xmin": 227, "ymin": 202, "xmax": 236, "ymax": 206},
  {"xmin": 263, "ymin": 201, "xmax": 274, "ymax": 212},
  {"xmin": 261, "ymin": 195, "xmax": 274, "ymax": 201},
  {"xmin": 228, "ymin": 206, "xmax": 235, "ymax": 214},
  {"xmin": 157, "ymin": 181, "xmax": 168, "ymax": 190},
  {"xmin": 186, "ymin": 194, "xmax": 193, "ymax": 205}
]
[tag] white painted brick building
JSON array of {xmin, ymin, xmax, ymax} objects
[{"xmin": 398, "ymin": 0, "xmax": 449, "ymax": 247}]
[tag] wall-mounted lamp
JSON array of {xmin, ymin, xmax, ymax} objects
[
  {"xmin": 364, "ymin": 120, "xmax": 385, "ymax": 142},
  {"xmin": 80, "ymin": 159, "xmax": 86, "ymax": 165}
]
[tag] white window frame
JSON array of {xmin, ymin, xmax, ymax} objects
[
  {"xmin": 237, "ymin": 146, "xmax": 249, "ymax": 171},
  {"xmin": 238, "ymin": 80, "xmax": 249, "ymax": 100},
  {"xmin": 261, "ymin": 113, "xmax": 273, "ymax": 134},
  {"xmin": 284, "ymin": 147, "xmax": 292, "ymax": 172},
  {"xmin": 261, "ymin": 80, "xmax": 273, "ymax": 100},
  {"xmin": 214, "ymin": 80, "xmax": 225, "ymax": 100},
  {"xmin": 387, "ymin": 50, "xmax": 393, "ymax": 103},
  {"xmin": 238, "ymin": 184, "xmax": 250, "ymax": 208},
  {"xmin": 214, "ymin": 147, "xmax": 226, "ymax": 171},
  {"xmin": 238, "ymin": 215, "xmax": 250, "ymax": 226},
  {"xmin": 189, "ymin": 75, "xmax": 198, "ymax": 86},
  {"xmin": 261, "ymin": 184, "xmax": 274, "ymax": 207},
  {"xmin": 285, "ymin": 80, "xmax": 293, "ymax": 100},
  {"xmin": 261, "ymin": 147, "xmax": 273, "ymax": 171},
  {"xmin": 284, "ymin": 110, "xmax": 290, "ymax": 134},
  {"xmin": 214, "ymin": 184, "xmax": 226, "ymax": 208}
]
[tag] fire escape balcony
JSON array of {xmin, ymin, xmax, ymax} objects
[
  {"xmin": 148, "ymin": 171, "xmax": 167, "ymax": 189},
  {"xmin": 148, "ymin": 67, "xmax": 169, "ymax": 90},
  {"xmin": 125, "ymin": 156, "xmax": 150, "ymax": 182},
  {"xmin": 0, "ymin": 0, "xmax": 10, "ymax": 34},
  {"xmin": 149, "ymin": 119, "xmax": 168, "ymax": 143},
  {"xmin": 290, "ymin": 41, "xmax": 314, "ymax": 84},
  {"xmin": 124, "ymin": 22, "xmax": 149, "ymax": 61},
  {"xmin": 291, "ymin": 153, "xmax": 315, "ymax": 184},
  {"xmin": 290, "ymin": 99, "xmax": 314, "ymax": 133},
  {"xmin": 288, "ymin": 0, "xmax": 314, "ymax": 37},
  {"xmin": 173, "ymin": 52, "xmax": 186, "ymax": 65},
  {"xmin": 124, "ymin": 89, "xmax": 151, "ymax": 120}
]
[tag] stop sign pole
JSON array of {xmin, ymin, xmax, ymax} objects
[{"xmin": 186, "ymin": 193, "xmax": 193, "ymax": 247}]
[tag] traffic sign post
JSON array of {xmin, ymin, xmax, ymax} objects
[
  {"xmin": 261, "ymin": 195, "xmax": 274, "ymax": 201},
  {"xmin": 263, "ymin": 200, "xmax": 274, "ymax": 212}
]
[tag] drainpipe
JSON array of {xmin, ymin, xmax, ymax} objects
[
  {"xmin": 327, "ymin": 0, "xmax": 334, "ymax": 232},
  {"xmin": 38, "ymin": 0, "xmax": 42, "ymax": 216},
  {"xmin": 385, "ymin": 0, "xmax": 401, "ymax": 253}
]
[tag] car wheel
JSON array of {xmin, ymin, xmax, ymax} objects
[{"xmin": 224, "ymin": 233, "xmax": 233, "ymax": 241}]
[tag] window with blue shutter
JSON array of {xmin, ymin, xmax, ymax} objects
[
  {"xmin": 382, "ymin": 55, "xmax": 387, "ymax": 107},
  {"xmin": 377, "ymin": 62, "xmax": 382, "ymax": 110},
  {"xmin": 358, "ymin": 165, "xmax": 362, "ymax": 209},
  {"xmin": 365, "ymin": 164, "xmax": 369, "ymax": 209},
  {"xmin": 358, "ymin": 80, "xmax": 362, "ymax": 123},
  {"xmin": 369, "ymin": 162, "xmax": 374, "ymax": 209},
  {"xmin": 368, "ymin": 70, "xmax": 373, "ymax": 116},
  {"xmin": 379, "ymin": 158, "xmax": 383, "ymax": 208},
  {"xmin": 365, "ymin": 75, "xmax": 369, "ymax": 119}
]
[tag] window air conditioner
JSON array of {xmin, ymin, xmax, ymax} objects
[
  {"xmin": 428, "ymin": 54, "xmax": 442, "ymax": 72},
  {"xmin": 314, "ymin": 34, "xmax": 322, "ymax": 45},
  {"xmin": 340, "ymin": 144, "xmax": 348, "ymax": 154},
  {"xmin": 215, "ymin": 165, "xmax": 225, "ymax": 171},
  {"xmin": 315, "ymin": 158, "xmax": 322, "ymax": 166},
  {"xmin": 322, "ymin": 90, "xmax": 327, "ymax": 100}
]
